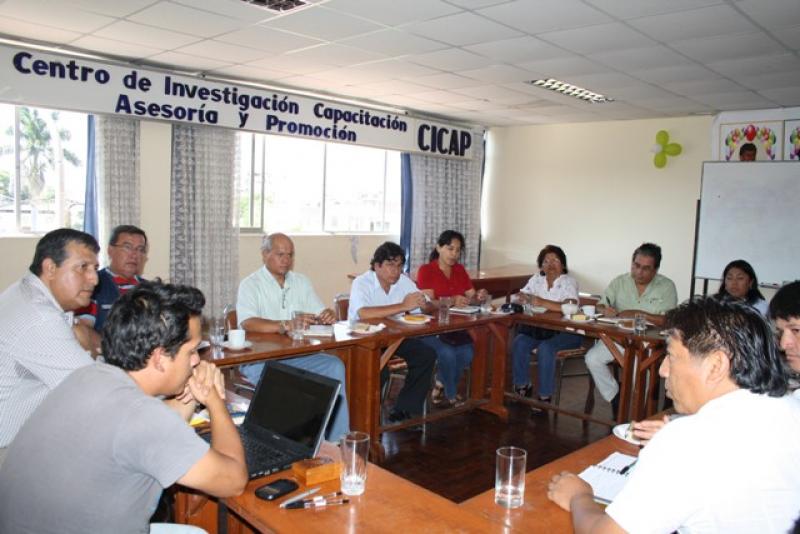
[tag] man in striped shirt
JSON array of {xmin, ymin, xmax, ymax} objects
[{"xmin": 0, "ymin": 228, "xmax": 99, "ymax": 466}]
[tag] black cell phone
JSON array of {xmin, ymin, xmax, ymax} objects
[{"xmin": 254, "ymin": 478, "xmax": 299, "ymax": 501}]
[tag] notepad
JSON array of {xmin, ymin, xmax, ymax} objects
[{"xmin": 578, "ymin": 452, "xmax": 637, "ymax": 505}]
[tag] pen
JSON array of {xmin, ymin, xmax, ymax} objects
[
  {"xmin": 286, "ymin": 498, "xmax": 349, "ymax": 509},
  {"xmin": 619, "ymin": 460, "xmax": 637, "ymax": 475},
  {"xmin": 279, "ymin": 487, "xmax": 320, "ymax": 508}
]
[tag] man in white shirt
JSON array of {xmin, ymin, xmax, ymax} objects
[
  {"xmin": 548, "ymin": 298, "xmax": 800, "ymax": 534},
  {"xmin": 349, "ymin": 241, "xmax": 436, "ymax": 423},
  {"xmin": 236, "ymin": 233, "xmax": 348, "ymax": 441},
  {"xmin": 0, "ymin": 228, "xmax": 99, "ymax": 466}
]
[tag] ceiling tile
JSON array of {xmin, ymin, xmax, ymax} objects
[
  {"xmin": 736, "ymin": 70, "xmax": 800, "ymax": 91},
  {"xmin": 175, "ymin": 40, "xmax": 270, "ymax": 64},
  {"xmin": 411, "ymin": 72, "xmax": 484, "ymax": 90},
  {"xmin": 757, "ymin": 85, "xmax": 800, "ymax": 106},
  {"xmin": 285, "ymin": 43, "xmax": 386, "ymax": 67},
  {"xmin": 457, "ymin": 64, "xmax": 535, "ymax": 83},
  {"xmin": 407, "ymin": 89, "xmax": 470, "ymax": 104},
  {"xmin": 208, "ymin": 64, "xmax": 294, "ymax": 83},
  {"xmin": 478, "ymin": 0, "xmax": 612, "ymax": 34},
  {"xmin": 261, "ymin": 6, "xmax": 383, "ymax": 41},
  {"xmin": 325, "ymin": 0, "xmax": 461, "ymax": 26},
  {"xmin": 339, "ymin": 29, "xmax": 448, "ymax": 56},
  {"xmin": 171, "ymin": 0, "xmax": 278, "ymax": 22},
  {"xmin": 708, "ymin": 52, "xmax": 800, "ymax": 78},
  {"xmin": 0, "ymin": 16, "xmax": 81, "ymax": 44},
  {"xmin": 588, "ymin": 46, "xmax": 692, "ymax": 71},
  {"xmin": 343, "ymin": 79, "xmax": 436, "ymax": 97},
  {"xmin": 128, "ymin": 2, "xmax": 246, "ymax": 38},
  {"xmin": 148, "ymin": 51, "xmax": 232, "ymax": 72},
  {"xmin": 446, "ymin": 0, "xmax": 515, "ymax": 8},
  {"xmin": 628, "ymin": 5, "xmax": 757, "ymax": 43},
  {"xmin": 95, "ymin": 20, "xmax": 200, "ymax": 49},
  {"xmin": 671, "ymin": 32, "xmax": 787, "ymax": 63},
  {"xmin": 403, "ymin": 11, "xmax": 522, "ymax": 46},
  {"xmin": 309, "ymin": 65, "xmax": 389, "ymax": 84},
  {"xmin": 516, "ymin": 56, "xmax": 608, "ymax": 78},
  {"xmin": 735, "ymin": 0, "xmax": 800, "ymax": 31},
  {"xmin": 70, "ymin": 35, "xmax": 164, "ymax": 59},
  {"xmin": 563, "ymin": 72, "xmax": 643, "ymax": 92},
  {"xmin": 608, "ymin": 84, "xmax": 679, "ymax": 101},
  {"xmin": 64, "ymin": 0, "xmax": 158, "ymax": 18},
  {"xmin": 627, "ymin": 95, "xmax": 714, "ymax": 113},
  {"xmin": 450, "ymin": 84, "xmax": 532, "ymax": 104},
  {"xmin": 217, "ymin": 26, "xmax": 322, "ymax": 53},
  {"xmin": 0, "ymin": 0, "xmax": 115, "ymax": 33},
  {"xmin": 539, "ymin": 22, "xmax": 656, "ymax": 55},
  {"xmin": 663, "ymin": 77, "xmax": 744, "ymax": 96},
  {"xmin": 632, "ymin": 64, "xmax": 720, "ymax": 84},
  {"xmin": 246, "ymin": 55, "xmax": 334, "ymax": 76},
  {"xmin": 350, "ymin": 59, "xmax": 440, "ymax": 79},
  {"xmin": 690, "ymin": 91, "xmax": 778, "ymax": 110},
  {"xmin": 774, "ymin": 25, "xmax": 800, "ymax": 50},
  {"xmin": 583, "ymin": 0, "xmax": 723, "ymax": 20},
  {"xmin": 407, "ymin": 47, "xmax": 494, "ymax": 70},
  {"xmin": 465, "ymin": 36, "xmax": 572, "ymax": 63}
]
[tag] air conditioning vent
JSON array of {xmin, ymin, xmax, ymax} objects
[{"xmin": 240, "ymin": 0, "xmax": 307, "ymax": 12}]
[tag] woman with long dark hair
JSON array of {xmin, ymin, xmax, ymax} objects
[{"xmin": 714, "ymin": 259, "xmax": 768, "ymax": 316}]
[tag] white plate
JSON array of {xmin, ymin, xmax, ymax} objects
[
  {"xmin": 490, "ymin": 309, "xmax": 512, "ymax": 315},
  {"xmin": 530, "ymin": 306, "xmax": 548, "ymax": 314},
  {"xmin": 613, "ymin": 423, "xmax": 642, "ymax": 446},
  {"xmin": 398, "ymin": 314, "xmax": 432, "ymax": 325},
  {"xmin": 222, "ymin": 340, "xmax": 252, "ymax": 350},
  {"xmin": 567, "ymin": 315, "xmax": 592, "ymax": 323}
]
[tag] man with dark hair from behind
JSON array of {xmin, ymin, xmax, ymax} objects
[
  {"xmin": 348, "ymin": 241, "xmax": 437, "ymax": 423},
  {"xmin": 0, "ymin": 281, "xmax": 247, "ymax": 533},
  {"xmin": 769, "ymin": 280, "xmax": 800, "ymax": 388},
  {"xmin": 0, "ymin": 228, "xmax": 100, "ymax": 467},
  {"xmin": 548, "ymin": 298, "xmax": 800, "ymax": 533}
]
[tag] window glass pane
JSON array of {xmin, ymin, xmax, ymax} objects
[
  {"xmin": 236, "ymin": 132, "xmax": 254, "ymax": 228},
  {"xmin": 264, "ymin": 135, "xmax": 323, "ymax": 233},
  {"xmin": 324, "ymin": 143, "xmax": 388, "ymax": 232},
  {"xmin": 383, "ymin": 151, "xmax": 401, "ymax": 234},
  {"xmin": 0, "ymin": 104, "xmax": 87, "ymax": 235}
]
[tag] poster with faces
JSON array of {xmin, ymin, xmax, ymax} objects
[
  {"xmin": 719, "ymin": 121, "xmax": 783, "ymax": 161},
  {"xmin": 784, "ymin": 120, "xmax": 800, "ymax": 161}
]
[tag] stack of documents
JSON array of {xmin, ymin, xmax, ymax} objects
[{"xmin": 578, "ymin": 452, "xmax": 637, "ymax": 504}]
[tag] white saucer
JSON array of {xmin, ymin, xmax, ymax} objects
[
  {"xmin": 222, "ymin": 340, "xmax": 252, "ymax": 350},
  {"xmin": 612, "ymin": 423, "xmax": 642, "ymax": 445},
  {"xmin": 530, "ymin": 306, "xmax": 547, "ymax": 314}
]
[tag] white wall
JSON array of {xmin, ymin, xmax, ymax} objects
[{"xmin": 481, "ymin": 116, "xmax": 714, "ymax": 301}]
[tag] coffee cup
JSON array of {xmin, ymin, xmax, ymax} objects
[
  {"xmin": 581, "ymin": 305, "xmax": 596, "ymax": 317},
  {"xmin": 561, "ymin": 302, "xmax": 578, "ymax": 316},
  {"xmin": 228, "ymin": 329, "xmax": 246, "ymax": 349}
]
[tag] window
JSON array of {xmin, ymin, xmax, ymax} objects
[
  {"xmin": 237, "ymin": 132, "xmax": 400, "ymax": 234},
  {"xmin": 0, "ymin": 104, "xmax": 88, "ymax": 235}
]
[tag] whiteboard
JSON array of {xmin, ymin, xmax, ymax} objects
[{"xmin": 696, "ymin": 161, "xmax": 799, "ymax": 285}]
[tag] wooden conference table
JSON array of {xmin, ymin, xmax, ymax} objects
[
  {"xmin": 182, "ymin": 433, "xmax": 638, "ymax": 533},
  {"xmin": 348, "ymin": 264, "xmax": 535, "ymax": 303}
]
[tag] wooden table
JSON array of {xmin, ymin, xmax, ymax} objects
[
  {"xmin": 202, "ymin": 312, "xmax": 512, "ymax": 462},
  {"xmin": 221, "ymin": 460, "xmax": 497, "ymax": 533},
  {"xmin": 513, "ymin": 312, "xmax": 667, "ymax": 423},
  {"xmin": 347, "ymin": 264, "xmax": 534, "ymax": 303},
  {"xmin": 460, "ymin": 434, "xmax": 640, "ymax": 533},
  {"xmin": 466, "ymin": 264, "xmax": 534, "ymax": 303}
]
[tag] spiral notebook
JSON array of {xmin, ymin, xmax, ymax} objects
[{"xmin": 578, "ymin": 452, "xmax": 637, "ymax": 505}]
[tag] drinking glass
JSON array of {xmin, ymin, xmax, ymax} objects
[
  {"xmin": 290, "ymin": 311, "xmax": 305, "ymax": 341},
  {"xmin": 634, "ymin": 313, "xmax": 647, "ymax": 334},
  {"xmin": 438, "ymin": 296, "xmax": 452, "ymax": 324},
  {"xmin": 340, "ymin": 431, "xmax": 370, "ymax": 496},
  {"xmin": 209, "ymin": 318, "xmax": 224, "ymax": 358},
  {"xmin": 495, "ymin": 446, "xmax": 526, "ymax": 508},
  {"xmin": 480, "ymin": 293, "xmax": 493, "ymax": 314}
]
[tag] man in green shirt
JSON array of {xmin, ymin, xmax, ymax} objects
[{"xmin": 586, "ymin": 243, "xmax": 677, "ymax": 415}]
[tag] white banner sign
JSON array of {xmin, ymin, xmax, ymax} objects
[{"xmin": 0, "ymin": 44, "xmax": 481, "ymax": 159}]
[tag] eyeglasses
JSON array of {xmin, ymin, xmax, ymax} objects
[{"xmin": 112, "ymin": 243, "xmax": 147, "ymax": 255}]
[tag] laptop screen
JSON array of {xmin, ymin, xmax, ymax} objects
[{"xmin": 245, "ymin": 362, "xmax": 339, "ymax": 448}]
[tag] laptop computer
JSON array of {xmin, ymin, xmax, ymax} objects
[{"xmin": 203, "ymin": 361, "xmax": 340, "ymax": 479}]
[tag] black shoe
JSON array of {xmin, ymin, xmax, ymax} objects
[
  {"xmin": 388, "ymin": 409, "xmax": 411, "ymax": 423},
  {"xmin": 530, "ymin": 396, "xmax": 551, "ymax": 416},
  {"xmin": 514, "ymin": 384, "xmax": 533, "ymax": 398}
]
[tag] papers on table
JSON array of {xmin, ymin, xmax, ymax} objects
[
  {"xmin": 449, "ymin": 305, "xmax": 480, "ymax": 314},
  {"xmin": 303, "ymin": 324, "xmax": 334, "ymax": 337},
  {"xmin": 578, "ymin": 452, "xmax": 637, "ymax": 505}
]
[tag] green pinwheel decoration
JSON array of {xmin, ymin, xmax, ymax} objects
[{"xmin": 651, "ymin": 130, "xmax": 682, "ymax": 168}]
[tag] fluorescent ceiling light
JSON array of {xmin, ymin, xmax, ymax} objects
[{"xmin": 526, "ymin": 78, "xmax": 614, "ymax": 104}]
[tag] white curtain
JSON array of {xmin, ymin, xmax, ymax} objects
[
  {"xmin": 95, "ymin": 115, "xmax": 140, "ymax": 256},
  {"xmin": 408, "ymin": 139, "xmax": 484, "ymax": 271},
  {"xmin": 170, "ymin": 124, "xmax": 239, "ymax": 319}
]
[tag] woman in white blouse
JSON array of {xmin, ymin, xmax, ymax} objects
[{"xmin": 512, "ymin": 245, "xmax": 583, "ymax": 412}]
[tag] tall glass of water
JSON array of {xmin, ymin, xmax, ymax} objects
[
  {"xmin": 340, "ymin": 431, "xmax": 369, "ymax": 496},
  {"xmin": 209, "ymin": 318, "xmax": 224, "ymax": 358},
  {"xmin": 495, "ymin": 446, "xmax": 526, "ymax": 508},
  {"xmin": 480, "ymin": 293, "xmax": 493, "ymax": 315}
]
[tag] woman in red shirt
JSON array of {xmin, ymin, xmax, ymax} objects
[{"xmin": 417, "ymin": 230, "xmax": 487, "ymax": 406}]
